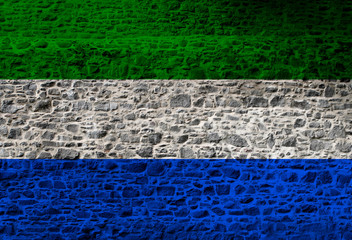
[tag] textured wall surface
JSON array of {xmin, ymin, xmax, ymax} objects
[
  {"xmin": 1, "ymin": 0, "xmax": 352, "ymax": 79},
  {"xmin": 1, "ymin": 158, "xmax": 352, "ymax": 240},
  {"xmin": 0, "ymin": 79, "xmax": 351, "ymax": 159}
]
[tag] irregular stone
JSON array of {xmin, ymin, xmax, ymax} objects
[
  {"xmin": 125, "ymin": 113, "xmax": 136, "ymax": 120},
  {"xmin": 324, "ymin": 85, "xmax": 335, "ymax": 97},
  {"xmin": 216, "ymin": 185, "xmax": 230, "ymax": 195},
  {"xmin": 72, "ymin": 101, "xmax": 92, "ymax": 111},
  {"xmin": 148, "ymin": 133, "xmax": 162, "ymax": 145},
  {"xmin": 244, "ymin": 207, "xmax": 260, "ymax": 216},
  {"xmin": 42, "ymin": 131, "xmax": 55, "ymax": 140},
  {"xmin": 1, "ymin": 100, "xmax": 23, "ymax": 113},
  {"xmin": 165, "ymin": 224, "xmax": 185, "ymax": 234},
  {"xmin": 211, "ymin": 207, "xmax": 225, "ymax": 216},
  {"xmin": 66, "ymin": 124, "xmax": 79, "ymax": 133},
  {"xmin": 312, "ymin": 129, "xmax": 324, "ymax": 139},
  {"xmin": 240, "ymin": 197, "xmax": 254, "ymax": 204},
  {"xmin": 157, "ymin": 186, "xmax": 175, "ymax": 196},
  {"xmin": 134, "ymin": 83, "xmax": 148, "ymax": 93},
  {"xmin": 94, "ymin": 102, "xmax": 118, "ymax": 111},
  {"xmin": 33, "ymin": 99, "xmax": 51, "ymax": 112},
  {"xmin": 48, "ymin": 88, "xmax": 60, "ymax": 95},
  {"xmin": 0, "ymin": 171, "xmax": 17, "ymax": 180},
  {"xmin": 227, "ymin": 134, "xmax": 248, "ymax": 147},
  {"xmin": 99, "ymin": 212, "xmax": 115, "ymax": 218},
  {"xmin": 222, "ymin": 168, "xmax": 241, "ymax": 179},
  {"xmin": 235, "ymin": 185, "xmax": 246, "ymax": 194},
  {"xmin": 305, "ymin": 90, "xmax": 320, "ymax": 97},
  {"xmin": 227, "ymin": 98, "xmax": 242, "ymax": 108},
  {"xmin": 309, "ymin": 122, "xmax": 321, "ymax": 128},
  {"xmin": 337, "ymin": 175, "xmax": 352, "ymax": 187},
  {"xmin": 137, "ymin": 146, "xmax": 153, "ymax": 158},
  {"xmin": 53, "ymin": 181, "xmax": 66, "ymax": 189},
  {"xmin": 291, "ymin": 100, "xmax": 310, "ymax": 109},
  {"xmin": 142, "ymin": 186, "xmax": 154, "ymax": 196},
  {"xmin": 39, "ymin": 180, "xmax": 53, "ymax": 188},
  {"xmin": 23, "ymin": 82, "xmax": 37, "ymax": 91},
  {"xmin": 156, "ymin": 210, "xmax": 173, "ymax": 216},
  {"xmin": 300, "ymin": 204, "xmax": 318, "ymax": 213},
  {"xmin": 170, "ymin": 126, "xmax": 180, "ymax": 132},
  {"xmin": 127, "ymin": 162, "xmax": 147, "ymax": 173},
  {"xmin": 26, "ymin": 151, "xmax": 37, "ymax": 159},
  {"xmin": 105, "ymin": 160, "xmax": 118, "ymax": 170},
  {"xmin": 281, "ymin": 172, "xmax": 298, "ymax": 182},
  {"xmin": 192, "ymin": 210, "xmax": 209, "ymax": 218},
  {"xmin": 119, "ymin": 208, "xmax": 132, "ymax": 217},
  {"xmin": 170, "ymin": 94, "xmax": 191, "ymax": 108},
  {"xmin": 38, "ymin": 152, "xmax": 52, "ymax": 159},
  {"xmin": 318, "ymin": 99, "xmax": 330, "ymax": 108},
  {"xmin": 180, "ymin": 147, "xmax": 194, "ymax": 158},
  {"xmin": 270, "ymin": 95, "xmax": 285, "ymax": 107},
  {"xmin": 147, "ymin": 161, "xmax": 165, "ymax": 176},
  {"xmin": 41, "ymin": 81, "xmax": 55, "ymax": 87},
  {"xmin": 310, "ymin": 140, "xmax": 325, "ymax": 151},
  {"xmin": 54, "ymin": 149, "xmax": 79, "ymax": 159},
  {"xmin": 23, "ymin": 190, "xmax": 34, "ymax": 198},
  {"xmin": 190, "ymin": 119, "xmax": 200, "ymax": 126},
  {"xmin": 193, "ymin": 98, "xmax": 204, "ymax": 107},
  {"xmin": 203, "ymin": 186, "xmax": 215, "ymax": 195},
  {"xmin": 208, "ymin": 169, "xmax": 222, "ymax": 177},
  {"xmin": 294, "ymin": 118, "xmax": 306, "ymax": 128},
  {"xmin": 208, "ymin": 133, "xmax": 222, "ymax": 143},
  {"xmin": 0, "ymin": 125, "xmax": 7, "ymax": 135},
  {"xmin": 336, "ymin": 142, "xmax": 352, "ymax": 153},
  {"xmin": 6, "ymin": 205, "xmax": 23, "ymax": 215},
  {"xmin": 317, "ymin": 171, "xmax": 333, "ymax": 184},
  {"xmin": 267, "ymin": 133, "xmax": 275, "ymax": 148},
  {"xmin": 88, "ymin": 130, "xmax": 107, "ymax": 139},
  {"xmin": 147, "ymin": 201, "xmax": 165, "ymax": 210},
  {"xmin": 8, "ymin": 128, "xmax": 21, "ymax": 139},
  {"xmin": 62, "ymin": 161, "xmax": 77, "ymax": 169},
  {"xmin": 177, "ymin": 135, "xmax": 189, "ymax": 143},
  {"xmin": 301, "ymin": 172, "xmax": 317, "ymax": 183},
  {"xmin": 63, "ymin": 90, "xmax": 79, "ymax": 100},
  {"xmin": 244, "ymin": 96, "xmax": 268, "ymax": 107},
  {"xmin": 199, "ymin": 85, "xmax": 218, "ymax": 93},
  {"xmin": 282, "ymin": 137, "xmax": 296, "ymax": 147},
  {"xmin": 122, "ymin": 187, "xmax": 139, "ymax": 198},
  {"xmin": 328, "ymin": 125, "xmax": 346, "ymax": 139}
]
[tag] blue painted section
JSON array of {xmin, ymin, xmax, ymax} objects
[{"xmin": 1, "ymin": 159, "xmax": 352, "ymax": 239}]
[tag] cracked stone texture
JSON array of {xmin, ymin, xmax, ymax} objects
[
  {"xmin": 1, "ymin": 0, "xmax": 352, "ymax": 79},
  {"xmin": 0, "ymin": 79, "xmax": 351, "ymax": 159},
  {"xmin": 0, "ymin": 159, "xmax": 352, "ymax": 239}
]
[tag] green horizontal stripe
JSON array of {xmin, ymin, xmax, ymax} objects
[{"xmin": 0, "ymin": 0, "xmax": 351, "ymax": 79}]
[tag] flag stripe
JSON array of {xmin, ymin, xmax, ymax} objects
[
  {"xmin": 0, "ymin": 158, "xmax": 351, "ymax": 239},
  {"xmin": 0, "ymin": 79, "xmax": 351, "ymax": 159},
  {"xmin": 1, "ymin": 0, "xmax": 352, "ymax": 79}
]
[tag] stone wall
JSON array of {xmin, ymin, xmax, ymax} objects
[
  {"xmin": 1, "ymin": 0, "xmax": 352, "ymax": 79},
  {"xmin": 1, "ymin": 158, "xmax": 352, "ymax": 239},
  {"xmin": 0, "ymin": 79, "xmax": 351, "ymax": 159},
  {"xmin": 1, "ymin": 79, "xmax": 352, "ymax": 239}
]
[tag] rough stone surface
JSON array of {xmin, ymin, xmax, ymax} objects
[
  {"xmin": 1, "ymin": 0, "xmax": 352, "ymax": 80},
  {"xmin": 170, "ymin": 94, "xmax": 191, "ymax": 108},
  {"xmin": 0, "ymin": 79, "xmax": 351, "ymax": 159},
  {"xmin": 0, "ymin": 159, "xmax": 350, "ymax": 239}
]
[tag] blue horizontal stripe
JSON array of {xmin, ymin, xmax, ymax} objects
[{"xmin": 0, "ymin": 158, "xmax": 351, "ymax": 239}]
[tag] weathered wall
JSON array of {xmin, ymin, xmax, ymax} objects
[
  {"xmin": 1, "ymin": 0, "xmax": 352, "ymax": 79},
  {"xmin": 1, "ymin": 79, "xmax": 352, "ymax": 239},
  {"xmin": 1, "ymin": 158, "xmax": 352, "ymax": 239},
  {"xmin": 0, "ymin": 79, "xmax": 351, "ymax": 159}
]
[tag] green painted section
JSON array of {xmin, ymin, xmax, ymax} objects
[{"xmin": 0, "ymin": 0, "xmax": 351, "ymax": 79}]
